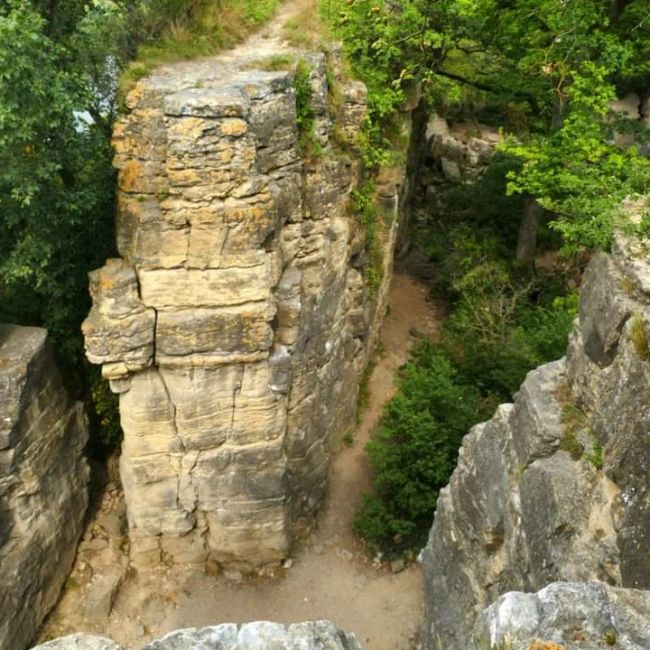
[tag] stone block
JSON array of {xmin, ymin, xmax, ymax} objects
[{"xmin": 0, "ymin": 325, "xmax": 89, "ymax": 650}]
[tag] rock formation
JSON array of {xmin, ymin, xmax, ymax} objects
[
  {"xmin": 83, "ymin": 48, "xmax": 398, "ymax": 570},
  {"xmin": 0, "ymin": 325, "xmax": 89, "ymax": 650},
  {"xmin": 33, "ymin": 621, "xmax": 362, "ymax": 649},
  {"xmin": 473, "ymin": 581, "xmax": 650, "ymax": 649},
  {"xmin": 421, "ymin": 215, "xmax": 650, "ymax": 648},
  {"xmin": 425, "ymin": 114, "xmax": 500, "ymax": 182}
]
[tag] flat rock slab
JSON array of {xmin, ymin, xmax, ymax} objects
[{"xmin": 33, "ymin": 621, "xmax": 362, "ymax": 650}]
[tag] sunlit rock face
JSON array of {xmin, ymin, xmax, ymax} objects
[
  {"xmin": 473, "ymin": 582, "xmax": 650, "ymax": 650},
  {"xmin": 83, "ymin": 48, "xmax": 399, "ymax": 570},
  {"xmin": 422, "ymin": 217, "xmax": 650, "ymax": 649},
  {"xmin": 32, "ymin": 621, "xmax": 363, "ymax": 650},
  {"xmin": 0, "ymin": 325, "xmax": 89, "ymax": 650}
]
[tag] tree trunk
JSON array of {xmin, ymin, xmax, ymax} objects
[{"xmin": 516, "ymin": 198, "xmax": 544, "ymax": 266}]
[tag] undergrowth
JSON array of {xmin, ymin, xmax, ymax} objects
[{"xmin": 353, "ymin": 152, "xmax": 578, "ymax": 557}]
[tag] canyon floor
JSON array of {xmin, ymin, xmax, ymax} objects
[{"xmin": 40, "ymin": 266, "xmax": 442, "ymax": 650}]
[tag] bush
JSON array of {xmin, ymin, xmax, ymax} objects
[
  {"xmin": 354, "ymin": 343, "xmax": 480, "ymax": 554},
  {"xmin": 354, "ymin": 238, "xmax": 576, "ymax": 555},
  {"xmin": 443, "ymin": 289, "xmax": 577, "ymax": 400}
]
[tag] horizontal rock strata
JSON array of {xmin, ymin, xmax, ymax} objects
[
  {"xmin": 422, "ymin": 225, "xmax": 650, "ymax": 648},
  {"xmin": 0, "ymin": 325, "xmax": 89, "ymax": 650},
  {"xmin": 84, "ymin": 48, "xmax": 398, "ymax": 570}
]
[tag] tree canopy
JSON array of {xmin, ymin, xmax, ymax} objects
[
  {"xmin": 0, "ymin": 1, "xmax": 115, "ymax": 361},
  {"xmin": 330, "ymin": 0, "xmax": 650, "ymax": 250}
]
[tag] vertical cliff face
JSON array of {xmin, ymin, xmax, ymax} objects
[
  {"xmin": 421, "ymin": 216, "xmax": 650, "ymax": 648},
  {"xmin": 83, "ymin": 49, "xmax": 399, "ymax": 570},
  {"xmin": 0, "ymin": 325, "xmax": 89, "ymax": 650}
]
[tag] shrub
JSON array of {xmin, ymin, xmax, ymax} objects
[
  {"xmin": 354, "ymin": 342, "xmax": 480, "ymax": 554},
  {"xmin": 293, "ymin": 60, "xmax": 322, "ymax": 159}
]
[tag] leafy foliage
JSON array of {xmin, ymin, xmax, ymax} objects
[
  {"xmin": 355, "ymin": 151, "xmax": 577, "ymax": 555},
  {"xmin": 0, "ymin": 1, "xmax": 116, "ymax": 364},
  {"xmin": 294, "ymin": 60, "xmax": 322, "ymax": 159},
  {"xmin": 325, "ymin": 0, "xmax": 650, "ymax": 251},
  {"xmin": 354, "ymin": 343, "xmax": 480, "ymax": 553}
]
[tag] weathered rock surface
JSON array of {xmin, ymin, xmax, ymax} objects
[
  {"xmin": 0, "ymin": 325, "xmax": 90, "ymax": 650},
  {"xmin": 33, "ymin": 621, "xmax": 362, "ymax": 649},
  {"xmin": 473, "ymin": 582, "xmax": 650, "ymax": 650},
  {"xmin": 426, "ymin": 114, "xmax": 501, "ymax": 182},
  {"xmin": 422, "ymin": 224, "xmax": 650, "ymax": 648},
  {"xmin": 83, "ymin": 48, "xmax": 398, "ymax": 570},
  {"xmin": 34, "ymin": 636, "xmax": 122, "ymax": 650}
]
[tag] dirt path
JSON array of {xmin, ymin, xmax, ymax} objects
[{"xmin": 41, "ymin": 271, "xmax": 442, "ymax": 649}]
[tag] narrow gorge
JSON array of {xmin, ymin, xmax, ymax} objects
[{"xmin": 2, "ymin": 1, "xmax": 650, "ymax": 649}]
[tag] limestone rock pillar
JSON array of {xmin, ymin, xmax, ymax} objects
[{"xmin": 83, "ymin": 50, "xmax": 397, "ymax": 570}]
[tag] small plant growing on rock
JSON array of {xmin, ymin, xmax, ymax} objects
[
  {"xmin": 293, "ymin": 60, "xmax": 322, "ymax": 159},
  {"xmin": 604, "ymin": 629, "xmax": 617, "ymax": 646},
  {"xmin": 586, "ymin": 441, "xmax": 604, "ymax": 470},
  {"xmin": 560, "ymin": 430, "xmax": 583, "ymax": 460},
  {"xmin": 619, "ymin": 275, "xmax": 637, "ymax": 298},
  {"xmin": 630, "ymin": 314, "xmax": 650, "ymax": 362},
  {"xmin": 556, "ymin": 381, "xmax": 590, "ymax": 461}
]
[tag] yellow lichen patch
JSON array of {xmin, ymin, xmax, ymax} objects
[
  {"xmin": 97, "ymin": 271, "xmax": 116, "ymax": 292},
  {"xmin": 528, "ymin": 641, "xmax": 566, "ymax": 650},
  {"xmin": 119, "ymin": 160, "xmax": 145, "ymax": 192},
  {"xmin": 220, "ymin": 119, "xmax": 248, "ymax": 137},
  {"xmin": 124, "ymin": 80, "xmax": 150, "ymax": 111},
  {"xmin": 167, "ymin": 169, "xmax": 203, "ymax": 187}
]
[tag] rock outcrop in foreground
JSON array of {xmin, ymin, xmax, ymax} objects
[
  {"xmin": 473, "ymin": 581, "xmax": 650, "ymax": 649},
  {"xmin": 422, "ymin": 219, "xmax": 650, "ymax": 648},
  {"xmin": 83, "ymin": 47, "xmax": 397, "ymax": 570},
  {"xmin": 0, "ymin": 325, "xmax": 89, "ymax": 650},
  {"xmin": 34, "ymin": 621, "xmax": 362, "ymax": 650}
]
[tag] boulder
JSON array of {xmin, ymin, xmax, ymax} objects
[{"xmin": 473, "ymin": 582, "xmax": 650, "ymax": 650}]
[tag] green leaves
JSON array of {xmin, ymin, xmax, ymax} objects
[
  {"xmin": 0, "ymin": 1, "xmax": 115, "ymax": 365},
  {"xmin": 328, "ymin": 0, "xmax": 650, "ymax": 252},
  {"xmin": 354, "ymin": 343, "xmax": 480, "ymax": 554}
]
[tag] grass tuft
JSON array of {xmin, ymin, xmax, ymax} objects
[
  {"xmin": 556, "ymin": 381, "xmax": 588, "ymax": 460},
  {"xmin": 630, "ymin": 313, "xmax": 650, "ymax": 362}
]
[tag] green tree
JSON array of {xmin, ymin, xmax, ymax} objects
[
  {"xmin": 328, "ymin": 0, "xmax": 650, "ymax": 253},
  {"xmin": 0, "ymin": 1, "xmax": 115, "ymax": 363}
]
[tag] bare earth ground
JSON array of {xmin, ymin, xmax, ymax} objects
[{"xmin": 40, "ymin": 271, "xmax": 442, "ymax": 649}]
